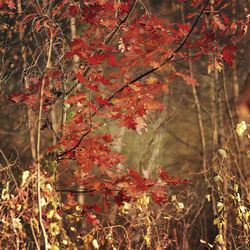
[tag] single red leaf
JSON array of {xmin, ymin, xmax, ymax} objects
[
  {"xmin": 95, "ymin": 96, "xmax": 109, "ymax": 106},
  {"xmin": 69, "ymin": 4, "xmax": 79, "ymax": 17},
  {"xmin": 86, "ymin": 84, "xmax": 99, "ymax": 92},
  {"xmin": 151, "ymin": 190, "xmax": 167, "ymax": 204},
  {"xmin": 107, "ymin": 55, "xmax": 118, "ymax": 66},
  {"xmin": 88, "ymin": 54, "xmax": 106, "ymax": 65},
  {"xmin": 75, "ymin": 71, "xmax": 86, "ymax": 84},
  {"xmin": 176, "ymin": 72, "xmax": 197, "ymax": 86},
  {"xmin": 9, "ymin": 93, "xmax": 26, "ymax": 103},
  {"xmin": 86, "ymin": 212, "xmax": 100, "ymax": 226},
  {"xmin": 222, "ymin": 44, "xmax": 236, "ymax": 66},
  {"xmin": 66, "ymin": 93, "xmax": 86, "ymax": 104},
  {"xmin": 7, "ymin": 0, "xmax": 15, "ymax": 9}
]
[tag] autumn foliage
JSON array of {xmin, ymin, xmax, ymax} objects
[{"xmin": 0, "ymin": 0, "xmax": 249, "ymax": 249}]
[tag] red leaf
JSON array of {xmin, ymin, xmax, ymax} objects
[
  {"xmin": 176, "ymin": 72, "xmax": 197, "ymax": 86},
  {"xmin": 151, "ymin": 190, "xmax": 167, "ymax": 204},
  {"xmin": 69, "ymin": 4, "xmax": 80, "ymax": 17},
  {"xmin": 86, "ymin": 212, "xmax": 100, "ymax": 226},
  {"xmin": 102, "ymin": 134, "xmax": 113, "ymax": 143},
  {"xmin": 88, "ymin": 54, "xmax": 106, "ymax": 65},
  {"xmin": 7, "ymin": 0, "xmax": 15, "ymax": 9},
  {"xmin": 222, "ymin": 44, "xmax": 236, "ymax": 66},
  {"xmin": 114, "ymin": 190, "xmax": 131, "ymax": 206},
  {"xmin": 95, "ymin": 96, "xmax": 109, "ymax": 106},
  {"xmin": 75, "ymin": 71, "xmax": 86, "ymax": 84},
  {"xmin": 87, "ymin": 101, "xmax": 98, "ymax": 112},
  {"xmin": 9, "ymin": 93, "xmax": 26, "ymax": 103},
  {"xmin": 107, "ymin": 55, "xmax": 118, "ymax": 66},
  {"xmin": 86, "ymin": 84, "xmax": 99, "ymax": 92},
  {"xmin": 71, "ymin": 38, "xmax": 88, "ymax": 51},
  {"xmin": 66, "ymin": 93, "xmax": 86, "ymax": 104},
  {"xmin": 159, "ymin": 168, "xmax": 192, "ymax": 185},
  {"xmin": 123, "ymin": 116, "xmax": 137, "ymax": 129}
]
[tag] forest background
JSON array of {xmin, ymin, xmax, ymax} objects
[{"xmin": 0, "ymin": 0, "xmax": 250, "ymax": 249}]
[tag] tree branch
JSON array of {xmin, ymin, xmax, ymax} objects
[{"xmin": 58, "ymin": 0, "xmax": 210, "ymax": 158}]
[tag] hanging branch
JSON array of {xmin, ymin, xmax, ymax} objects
[
  {"xmin": 58, "ymin": 0, "xmax": 210, "ymax": 158},
  {"xmin": 65, "ymin": 0, "xmax": 139, "ymax": 97}
]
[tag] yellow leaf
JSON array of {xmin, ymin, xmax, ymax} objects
[
  {"xmin": 218, "ymin": 148, "xmax": 228, "ymax": 158},
  {"xmin": 236, "ymin": 121, "xmax": 247, "ymax": 137},
  {"xmin": 217, "ymin": 201, "xmax": 224, "ymax": 213},
  {"xmin": 21, "ymin": 170, "xmax": 30, "ymax": 186},
  {"xmin": 92, "ymin": 239, "xmax": 100, "ymax": 249},
  {"xmin": 50, "ymin": 245, "xmax": 59, "ymax": 250},
  {"xmin": 146, "ymin": 76, "xmax": 157, "ymax": 85},
  {"xmin": 46, "ymin": 210, "xmax": 54, "ymax": 219},
  {"xmin": 214, "ymin": 234, "xmax": 224, "ymax": 244},
  {"xmin": 213, "ymin": 217, "xmax": 220, "ymax": 225},
  {"xmin": 149, "ymin": 61, "xmax": 160, "ymax": 69},
  {"xmin": 144, "ymin": 235, "xmax": 151, "ymax": 247},
  {"xmin": 49, "ymin": 222, "xmax": 60, "ymax": 236}
]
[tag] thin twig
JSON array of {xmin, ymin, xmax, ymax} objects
[
  {"xmin": 36, "ymin": 33, "xmax": 53, "ymax": 250},
  {"xmin": 30, "ymin": 218, "xmax": 40, "ymax": 250},
  {"xmin": 0, "ymin": 148, "xmax": 18, "ymax": 188}
]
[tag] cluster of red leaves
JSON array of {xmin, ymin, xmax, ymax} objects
[{"xmin": 0, "ymin": 0, "xmax": 15, "ymax": 10}]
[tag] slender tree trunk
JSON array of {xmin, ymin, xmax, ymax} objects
[
  {"xmin": 211, "ymin": 57, "xmax": 219, "ymax": 153},
  {"xmin": 145, "ymin": 129, "xmax": 162, "ymax": 178},
  {"xmin": 36, "ymin": 34, "xmax": 53, "ymax": 250},
  {"xmin": 17, "ymin": 0, "xmax": 36, "ymax": 161},
  {"xmin": 189, "ymin": 60, "xmax": 207, "ymax": 172},
  {"xmin": 232, "ymin": 0, "xmax": 239, "ymax": 103}
]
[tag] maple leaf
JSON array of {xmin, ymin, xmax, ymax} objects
[
  {"xmin": 69, "ymin": 4, "xmax": 80, "ymax": 17},
  {"xmin": 146, "ymin": 76, "xmax": 158, "ymax": 85},
  {"xmin": 158, "ymin": 168, "xmax": 191, "ymax": 185},
  {"xmin": 88, "ymin": 54, "xmax": 106, "ymax": 65},
  {"xmin": 176, "ymin": 72, "xmax": 197, "ymax": 86},
  {"xmin": 9, "ymin": 93, "xmax": 27, "ymax": 103},
  {"xmin": 123, "ymin": 116, "xmax": 137, "ymax": 129},
  {"xmin": 75, "ymin": 71, "xmax": 86, "ymax": 84},
  {"xmin": 102, "ymin": 134, "xmax": 113, "ymax": 143},
  {"xmin": 66, "ymin": 93, "xmax": 86, "ymax": 105},
  {"xmin": 151, "ymin": 190, "xmax": 167, "ymax": 204},
  {"xmin": 107, "ymin": 55, "xmax": 118, "ymax": 66},
  {"xmin": 114, "ymin": 190, "xmax": 131, "ymax": 206},
  {"xmin": 144, "ymin": 100, "xmax": 164, "ymax": 111},
  {"xmin": 222, "ymin": 44, "xmax": 236, "ymax": 65},
  {"xmin": 207, "ymin": 58, "xmax": 223, "ymax": 74},
  {"xmin": 149, "ymin": 61, "xmax": 160, "ymax": 69},
  {"xmin": 86, "ymin": 84, "xmax": 99, "ymax": 92},
  {"xmin": 95, "ymin": 96, "xmax": 109, "ymax": 106},
  {"xmin": 213, "ymin": 15, "xmax": 226, "ymax": 31},
  {"xmin": 7, "ymin": 0, "xmax": 15, "ymax": 9},
  {"xmin": 85, "ymin": 212, "xmax": 100, "ymax": 226},
  {"xmin": 71, "ymin": 38, "xmax": 88, "ymax": 51}
]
